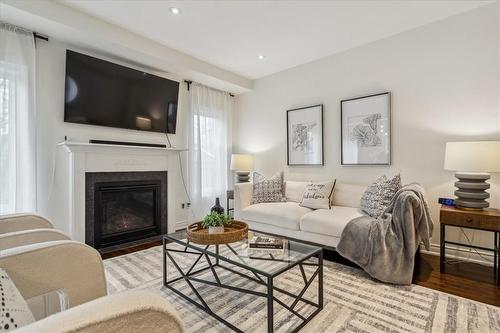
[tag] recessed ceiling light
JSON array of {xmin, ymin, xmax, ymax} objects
[
  {"xmin": 170, "ymin": 7, "xmax": 181, "ymax": 15},
  {"xmin": 258, "ymin": 55, "xmax": 265, "ymax": 60}
]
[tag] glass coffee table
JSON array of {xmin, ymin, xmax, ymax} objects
[{"xmin": 163, "ymin": 232, "xmax": 323, "ymax": 333}]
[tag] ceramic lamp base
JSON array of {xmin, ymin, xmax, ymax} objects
[
  {"xmin": 454, "ymin": 172, "xmax": 490, "ymax": 210},
  {"xmin": 236, "ymin": 171, "xmax": 250, "ymax": 183}
]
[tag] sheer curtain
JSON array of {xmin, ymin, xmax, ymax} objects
[
  {"xmin": 188, "ymin": 83, "xmax": 232, "ymax": 220},
  {"xmin": 0, "ymin": 22, "xmax": 36, "ymax": 214}
]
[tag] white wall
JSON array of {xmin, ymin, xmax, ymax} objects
[
  {"xmin": 35, "ymin": 39, "xmax": 190, "ymax": 228},
  {"xmin": 234, "ymin": 5, "xmax": 500, "ymax": 261}
]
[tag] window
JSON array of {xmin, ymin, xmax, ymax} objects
[
  {"xmin": 188, "ymin": 84, "xmax": 232, "ymax": 219},
  {"xmin": 0, "ymin": 24, "xmax": 36, "ymax": 214},
  {"xmin": 0, "ymin": 76, "xmax": 13, "ymax": 212}
]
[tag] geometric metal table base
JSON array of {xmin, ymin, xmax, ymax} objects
[{"xmin": 163, "ymin": 237, "xmax": 323, "ymax": 333}]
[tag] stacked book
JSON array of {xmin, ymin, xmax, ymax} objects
[{"xmin": 248, "ymin": 236, "xmax": 286, "ymax": 255}]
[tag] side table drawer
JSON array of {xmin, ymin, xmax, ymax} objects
[
  {"xmin": 482, "ymin": 216, "xmax": 500, "ymax": 231},
  {"xmin": 441, "ymin": 211, "xmax": 483, "ymax": 228}
]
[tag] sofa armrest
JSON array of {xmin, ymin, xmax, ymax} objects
[
  {"xmin": 15, "ymin": 290, "xmax": 185, "ymax": 333},
  {"xmin": 0, "ymin": 240, "xmax": 107, "ymax": 307},
  {"xmin": 0, "ymin": 229, "xmax": 70, "ymax": 251},
  {"xmin": 234, "ymin": 183, "xmax": 253, "ymax": 219},
  {"xmin": 0, "ymin": 214, "xmax": 53, "ymax": 234}
]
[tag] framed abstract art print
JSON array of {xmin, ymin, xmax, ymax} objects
[
  {"xmin": 341, "ymin": 92, "xmax": 391, "ymax": 166},
  {"xmin": 286, "ymin": 104, "xmax": 324, "ymax": 166}
]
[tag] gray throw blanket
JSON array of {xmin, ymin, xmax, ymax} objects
[{"xmin": 337, "ymin": 183, "xmax": 434, "ymax": 285}]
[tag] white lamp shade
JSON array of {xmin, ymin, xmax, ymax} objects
[
  {"xmin": 444, "ymin": 141, "xmax": 500, "ymax": 172},
  {"xmin": 230, "ymin": 154, "xmax": 254, "ymax": 171}
]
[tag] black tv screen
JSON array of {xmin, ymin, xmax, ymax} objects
[{"xmin": 64, "ymin": 50, "xmax": 179, "ymax": 134}]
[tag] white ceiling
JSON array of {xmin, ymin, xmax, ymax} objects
[{"xmin": 62, "ymin": 0, "xmax": 491, "ymax": 80}]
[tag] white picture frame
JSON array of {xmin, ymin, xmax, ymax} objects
[
  {"xmin": 341, "ymin": 92, "xmax": 391, "ymax": 166},
  {"xmin": 287, "ymin": 104, "xmax": 323, "ymax": 166}
]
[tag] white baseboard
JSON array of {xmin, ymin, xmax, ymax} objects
[
  {"xmin": 175, "ymin": 220, "xmax": 188, "ymax": 231},
  {"xmin": 421, "ymin": 242, "xmax": 494, "ymax": 267}
]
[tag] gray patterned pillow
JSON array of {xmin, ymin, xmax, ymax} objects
[
  {"xmin": 360, "ymin": 174, "xmax": 402, "ymax": 218},
  {"xmin": 251, "ymin": 172, "xmax": 286, "ymax": 204}
]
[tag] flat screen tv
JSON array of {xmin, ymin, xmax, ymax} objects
[{"xmin": 64, "ymin": 50, "xmax": 179, "ymax": 134}]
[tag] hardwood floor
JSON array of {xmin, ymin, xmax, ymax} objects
[
  {"xmin": 102, "ymin": 240, "xmax": 500, "ymax": 307},
  {"xmin": 414, "ymin": 254, "xmax": 500, "ymax": 307}
]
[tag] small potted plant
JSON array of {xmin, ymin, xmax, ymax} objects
[{"xmin": 202, "ymin": 212, "xmax": 232, "ymax": 234}]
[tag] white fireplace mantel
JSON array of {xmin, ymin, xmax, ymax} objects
[
  {"xmin": 55, "ymin": 141, "xmax": 186, "ymax": 243},
  {"xmin": 59, "ymin": 141, "xmax": 187, "ymax": 153}
]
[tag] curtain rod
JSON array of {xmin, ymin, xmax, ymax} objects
[
  {"xmin": 184, "ymin": 80, "xmax": 235, "ymax": 97},
  {"xmin": 0, "ymin": 21, "xmax": 49, "ymax": 45},
  {"xmin": 1, "ymin": 21, "xmax": 48, "ymax": 41},
  {"xmin": 33, "ymin": 32, "xmax": 48, "ymax": 41}
]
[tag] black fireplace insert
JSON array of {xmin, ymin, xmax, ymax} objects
[
  {"xmin": 94, "ymin": 180, "xmax": 161, "ymax": 248},
  {"xmin": 85, "ymin": 171, "xmax": 168, "ymax": 250}
]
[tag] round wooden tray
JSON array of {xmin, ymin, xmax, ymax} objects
[{"xmin": 186, "ymin": 220, "xmax": 248, "ymax": 245}]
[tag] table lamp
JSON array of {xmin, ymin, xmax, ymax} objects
[
  {"xmin": 444, "ymin": 141, "xmax": 500, "ymax": 209},
  {"xmin": 230, "ymin": 154, "xmax": 254, "ymax": 183}
]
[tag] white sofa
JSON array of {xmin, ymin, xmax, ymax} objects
[{"xmin": 234, "ymin": 181, "xmax": 368, "ymax": 248}]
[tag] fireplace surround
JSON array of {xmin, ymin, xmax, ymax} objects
[{"xmin": 85, "ymin": 171, "xmax": 167, "ymax": 249}]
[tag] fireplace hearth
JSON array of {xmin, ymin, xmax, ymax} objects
[{"xmin": 86, "ymin": 172, "xmax": 167, "ymax": 249}]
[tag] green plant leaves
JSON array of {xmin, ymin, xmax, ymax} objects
[{"xmin": 201, "ymin": 212, "xmax": 232, "ymax": 228}]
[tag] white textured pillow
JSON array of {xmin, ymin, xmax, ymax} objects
[
  {"xmin": 285, "ymin": 181, "xmax": 309, "ymax": 203},
  {"xmin": 0, "ymin": 269, "xmax": 35, "ymax": 331},
  {"xmin": 299, "ymin": 181, "xmax": 336, "ymax": 209}
]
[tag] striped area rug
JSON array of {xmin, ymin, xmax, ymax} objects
[{"xmin": 104, "ymin": 243, "xmax": 500, "ymax": 332}]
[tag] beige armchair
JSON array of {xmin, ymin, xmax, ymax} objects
[
  {"xmin": 15, "ymin": 290, "xmax": 184, "ymax": 333},
  {"xmin": 0, "ymin": 213, "xmax": 71, "ymax": 251},
  {"xmin": 0, "ymin": 213, "xmax": 53, "ymax": 234},
  {"xmin": 0, "ymin": 214, "xmax": 185, "ymax": 332},
  {"xmin": 1, "ymin": 240, "xmax": 185, "ymax": 332},
  {"xmin": 0, "ymin": 240, "xmax": 107, "ymax": 307},
  {"xmin": 0, "ymin": 229, "xmax": 70, "ymax": 251}
]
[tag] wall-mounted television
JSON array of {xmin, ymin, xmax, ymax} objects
[{"xmin": 64, "ymin": 50, "xmax": 179, "ymax": 134}]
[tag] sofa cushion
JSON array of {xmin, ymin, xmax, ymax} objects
[
  {"xmin": 285, "ymin": 181, "xmax": 309, "ymax": 203},
  {"xmin": 331, "ymin": 183, "xmax": 366, "ymax": 208},
  {"xmin": 240, "ymin": 202, "xmax": 312, "ymax": 230},
  {"xmin": 299, "ymin": 181, "xmax": 336, "ymax": 209},
  {"xmin": 251, "ymin": 172, "xmax": 286, "ymax": 204},
  {"xmin": 0, "ymin": 268, "xmax": 35, "ymax": 331},
  {"xmin": 299, "ymin": 207, "xmax": 365, "ymax": 238}
]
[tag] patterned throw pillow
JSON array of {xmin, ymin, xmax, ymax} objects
[
  {"xmin": 299, "ymin": 181, "xmax": 336, "ymax": 209},
  {"xmin": 0, "ymin": 269, "xmax": 35, "ymax": 331},
  {"xmin": 251, "ymin": 172, "xmax": 286, "ymax": 204},
  {"xmin": 360, "ymin": 174, "xmax": 402, "ymax": 218}
]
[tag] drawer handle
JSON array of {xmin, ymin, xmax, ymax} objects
[{"xmin": 466, "ymin": 217, "xmax": 473, "ymax": 223}]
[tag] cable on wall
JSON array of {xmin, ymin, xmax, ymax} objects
[{"xmin": 444, "ymin": 228, "xmax": 493, "ymax": 266}]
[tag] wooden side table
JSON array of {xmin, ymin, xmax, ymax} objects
[{"xmin": 440, "ymin": 205, "xmax": 500, "ymax": 285}]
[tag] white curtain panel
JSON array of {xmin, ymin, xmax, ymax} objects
[
  {"xmin": 0, "ymin": 23, "xmax": 36, "ymax": 214},
  {"xmin": 188, "ymin": 83, "xmax": 232, "ymax": 220}
]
